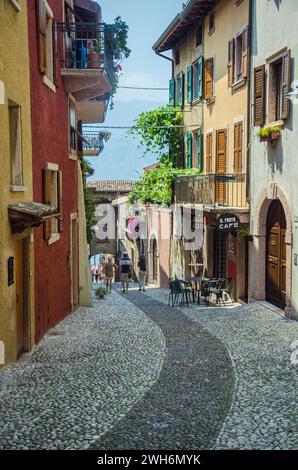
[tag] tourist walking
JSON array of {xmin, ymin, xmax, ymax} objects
[
  {"xmin": 103, "ymin": 257, "xmax": 118, "ymax": 293},
  {"xmin": 138, "ymin": 254, "xmax": 147, "ymax": 292},
  {"xmin": 119, "ymin": 252, "xmax": 132, "ymax": 293}
]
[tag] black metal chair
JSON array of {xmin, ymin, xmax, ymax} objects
[
  {"xmin": 168, "ymin": 280, "xmax": 192, "ymax": 307},
  {"xmin": 220, "ymin": 277, "xmax": 234, "ymax": 304}
]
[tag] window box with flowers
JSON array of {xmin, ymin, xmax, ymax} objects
[{"xmin": 257, "ymin": 125, "xmax": 282, "ymax": 146}]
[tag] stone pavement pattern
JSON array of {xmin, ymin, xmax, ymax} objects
[
  {"xmin": 0, "ymin": 291, "xmax": 165, "ymax": 449},
  {"xmin": 0, "ymin": 284, "xmax": 297, "ymax": 449},
  {"xmin": 144, "ymin": 287, "xmax": 298, "ymax": 449}
]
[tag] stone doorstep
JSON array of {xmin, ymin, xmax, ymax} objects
[{"xmin": 253, "ymin": 300, "xmax": 286, "ymax": 317}]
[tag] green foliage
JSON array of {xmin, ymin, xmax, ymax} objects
[
  {"xmin": 257, "ymin": 125, "xmax": 282, "ymax": 138},
  {"xmin": 128, "ymin": 106, "xmax": 184, "ymax": 164},
  {"xmin": 81, "ymin": 158, "xmax": 96, "ymax": 244},
  {"xmin": 95, "ymin": 286, "xmax": 108, "ymax": 299},
  {"xmin": 128, "ymin": 163, "xmax": 202, "ymax": 206},
  {"xmin": 113, "ymin": 16, "xmax": 131, "ymax": 59}
]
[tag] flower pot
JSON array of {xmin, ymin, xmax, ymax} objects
[
  {"xmin": 88, "ymin": 52, "xmax": 100, "ymax": 69},
  {"xmin": 270, "ymin": 130, "xmax": 280, "ymax": 140}
]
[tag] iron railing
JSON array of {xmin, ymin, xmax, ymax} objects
[
  {"xmin": 82, "ymin": 132, "xmax": 106, "ymax": 154},
  {"xmin": 57, "ymin": 21, "xmax": 115, "ymax": 80},
  {"xmin": 174, "ymin": 173, "xmax": 248, "ymax": 209}
]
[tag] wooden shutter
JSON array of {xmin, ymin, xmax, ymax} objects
[
  {"xmin": 233, "ymin": 122, "xmax": 243, "ymax": 173},
  {"xmin": 198, "ymin": 56, "xmax": 204, "ymax": 100},
  {"xmin": 228, "ymin": 39, "xmax": 234, "ymax": 87},
  {"xmin": 52, "ymin": 20, "xmax": 59, "ymax": 87},
  {"xmin": 42, "ymin": 168, "xmax": 52, "ymax": 240},
  {"xmin": 187, "ymin": 132, "xmax": 193, "ymax": 168},
  {"xmin": 187, "ymin": 65, "xmax": 193, "ymax": 103},
  {"xmin": 281, "ymin": 50, "xmax": 291, "ymax": 120},
  {"xmin": 206, "ymin": 133, "xmax": 213, "ymax": 173},
  {"xmin": 58, "ymin": 170, "xmax": 63, "ymax": 233},
  {"xmin": 197, "ymin": 129, "xmax": 203, "ymax": 171},
  {"xmin": 37, "ymin": 0, "xmax": 47, "ymax": 74},
  {"xmin": 204, "ymin": 58, "xmax": 213, "ymax": 100},
  {"xmin": 178, "ymin": 72, "xmax": 184, "ymax": 107},
  {"xmin": 169, "ymin": 78, "xmax": 175, "ymax": 106},
  {"xmin": 180, "ymin": 135, "xmax": 185, "ymax": 168},
  {"xmin": 216, "ymin": 130, "xmax": 227, "ymax": 204},
  {"xmin": 242, "ymin": 27, "xmax": 248, "ymax": 79},
  {"xmin": 254, "ymin": 65, "xmax": 265, "ymax": 126}
]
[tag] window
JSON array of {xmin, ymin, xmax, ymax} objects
[
  {"xmin": 206, "ymin": 133, "xmax": 213, "ymax": 173},
  {"xmin": 175, "ymin": 72, "xmax": 184, "ymax": 107},
  {"xmin": 43, "ymin": 166, "xmax": 63, "ymax": 242},
  {"xmin": 175, "ymin": 49, "xmax": 180, "ymax": 65},
  {"xmin": 9, "ymin": 101, "xmax": 23, "ymax": 187},
  {"xmin": 193, "ymin": 56, "xmax": 204, "ymax": 101},
  {"xmin": 228, "ymin": 27, "xmax": 248, "ymax": 86},
  {"xmin": 37, "ymin": 0, "xmax": 57, "ymax": 89},
  {"xmin": 187, "ymin": 133, "xmax": 193, "ymax": 168},
  {"xmin": 233, "ymin": 122, "xmax": 243, "ymax": 173},
  {"xmin": 204, "ymin": 58, "xmax": 214, "ymax": 100},
  {"xmin": 169, "ymin": 78, "xmax": 175, "ymax": 106},
  {"xmin": 69, "ymin": 99, "xmax": 77, "ymax": 154},
  {"xmin": 209, "ymin": 13, "xmax": 215, "ymax": 35},
  {"xmin": 179, "ymin": 135, "xmax": 185, "ymax": 168},
  {"xmin": 253, "ymin": 65, "xmax": 265, "ymax": 126},
  {"xmin": 196, "ymin": 20, "xmax": 203, "ymax": 47},
  {"xmin": 193, "ymin": 129, "xmax": 203, "ymax": 170},
  {"xmin": 268, "ymin": 51, "xmax": 291, "ymax": 122}
]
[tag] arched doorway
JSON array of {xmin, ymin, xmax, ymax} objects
[{"xmin": 266, "ymin": 199, "xmax": 286, "ymax": 308}]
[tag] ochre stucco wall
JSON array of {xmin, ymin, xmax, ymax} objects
[{"xmin": 0, "ymin": 0, "xmax": 35, "ymax": 365}]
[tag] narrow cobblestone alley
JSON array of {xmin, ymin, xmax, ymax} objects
[{"xmin": 0, "ymin": 285, "xmax": 297, "ymax": 450}]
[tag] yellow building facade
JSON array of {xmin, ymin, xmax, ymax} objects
[{"xmin": 0, "ymin": 0, "xmax": 35, "ymax": 365}]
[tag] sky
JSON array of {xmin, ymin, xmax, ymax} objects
[{"xmin": 86, "ymin": 0, "xmax": 183, "ymax": 181}]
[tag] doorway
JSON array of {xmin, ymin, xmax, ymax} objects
[
  {"xmin": 15, "ymin": 237, "xmax": 30, "ymax": 357},
  {"xmin": 266, "ymin": 199, "xmax": 286, "ymax": 308},
  {"xmin": 214, "ymin": 230, "xmax": 227, "ymax": 278},
  {"xmin": 70, "ymin": 215, "xmax": 79, "ymax": 310}
]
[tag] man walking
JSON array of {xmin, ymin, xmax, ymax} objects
[
  {"xmin": 138, "ymin": 254, "xmax": 147, "ymax": 292},
  {"xmin": 119, "ymin": 252, "xmax": 132, "ymax": 294}
]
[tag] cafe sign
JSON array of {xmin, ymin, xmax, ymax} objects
[{"xmin": 217, "ymin": 214, "xmax": 240, "ymax": 232}]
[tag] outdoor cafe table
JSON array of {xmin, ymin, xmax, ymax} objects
[{"xmin": 186, "ymin": 276, "xmax": 209, "ymax": 305}]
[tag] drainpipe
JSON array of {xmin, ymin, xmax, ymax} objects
[
  {"xmin": 156, "ymin": 51, "xmax": 174, "ymax": 79},
  {"xmin": 246, "ymin": 0, "xmax": 253, "ymax": 201}
]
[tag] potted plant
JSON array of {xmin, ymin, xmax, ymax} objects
[
  {"xmin": 88, "ymin": 39, "xmax": 102, "ymax": 69},
  {"xmin": 95, "ymin": 286, "xmax": 107, "ymax": 300},
  {"xmin": 113, "ymin": 16, "xmax": 131, "ymax": 60},
  {"xmin": 257, "ymin": 125, "xmax": 282, "ymax": 145}
]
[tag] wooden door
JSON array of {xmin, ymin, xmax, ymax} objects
[
  {"xmin": 71, "ymin": 217, "xmax": 79, "ymax": 310},
  {"xmin": 216, "ymin": 129, "xmax": 227, "ymax": 204},
  {"xmin": 15, "ymin": 239, "xmax": 24, "ymax": 356},
  {"xmin": 266, "ymin": 200, "xmax": 286, "ymax": 308}
]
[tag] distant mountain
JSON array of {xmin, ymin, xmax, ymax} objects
[{"xmin": 86, "ymin": 99, "xmax": 166, "ymax": 181}]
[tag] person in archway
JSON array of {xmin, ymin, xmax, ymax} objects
[
  {"xmin": 119, "ymin": 252, "xmax": 132, "ymax": 293},
  {"xmin": 138, "ymin": 254, "xmax": 147, "ymax": 292},
  {"xmin": 104, "ymin": 256, "xmax": 118, "ymax": 293}
]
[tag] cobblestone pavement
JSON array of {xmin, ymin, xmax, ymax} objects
[
  {"xmin": 0, "ymin": 289, "xmax": 165, "ymax": 449},
  {"xmin": 90, "ymin": 289, "xmax": 234, "ymax": 450},
  {"xmin": 0, "ymin": 283, "xmax": 297, "ymax": 450},
  {"xmin": 144, "ymin": 286, "xmax": 298, "ymax": 450}
]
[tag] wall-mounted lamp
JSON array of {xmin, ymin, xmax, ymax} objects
[{"xmin": 286, "ymin": 86, "xmax": 298, "ymax": 100}]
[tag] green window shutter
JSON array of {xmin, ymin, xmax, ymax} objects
[
  {"xmin": 178, "ymin": 72, "xmax": 184, "ymax": 107},
  {"xmin": 197, "ymin": 128, "xmax": 203, "ymax": 171},
  {"xmin": 198, "ymin": 56, "xmax": 204, "ymax": 100},
  {"xmin": 180, "ymin": 135, "xmax": 185, "ymax": 167},
  {"xmin": 169, "ymin": 78, "xmax": 175, "ymax": 106},
  {"xmin": 187, "ymin": 132, "xmax": 193, "ymax": 168},
  {"xmin": 187, "ymin": 65, "xmax": 193, "ymax": 103}
]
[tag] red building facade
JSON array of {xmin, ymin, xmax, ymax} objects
[{"xmin": 28, "ymin": 0, "xmax": 77, "ymax": 341}]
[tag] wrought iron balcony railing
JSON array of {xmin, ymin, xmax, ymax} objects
[
  {"xmin": 57, "ymin": 21, "xmax": 115, "ymax": 81},
  {"xmin": 174, "ymin": 173, "xmax": 248, "ymax": 209}
]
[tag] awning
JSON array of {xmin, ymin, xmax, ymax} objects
[{"xmin": 8, "ymin": 202, "xmax": 60, "ymax": 234}]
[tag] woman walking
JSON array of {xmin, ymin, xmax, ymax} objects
[
  {"xmin": 138, "ymin": 254, "xmax": 147, "ymax": 292},
  {"xmin": 119, "ymin": 252, "xmax": 132, "ymax": 293},
  {"xmin": 103, "ymin": 257, "xmax": 118, "ymax": 293}
]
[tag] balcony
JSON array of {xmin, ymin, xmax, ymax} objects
[
  {"xmin": 174, "ymin": 173, "xmax": 249, "ymax": 211},
  {"xmin": 81, "ymin": 131, "xmax": 110, "ymax": 157},
  {"xmin": 57, "ymin": 22, "xmax": 114, "ymax": 102}
]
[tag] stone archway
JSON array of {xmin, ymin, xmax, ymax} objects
[{"xmin": 251, "ymin": 184, "xmax": 293, "ymax": 314}]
